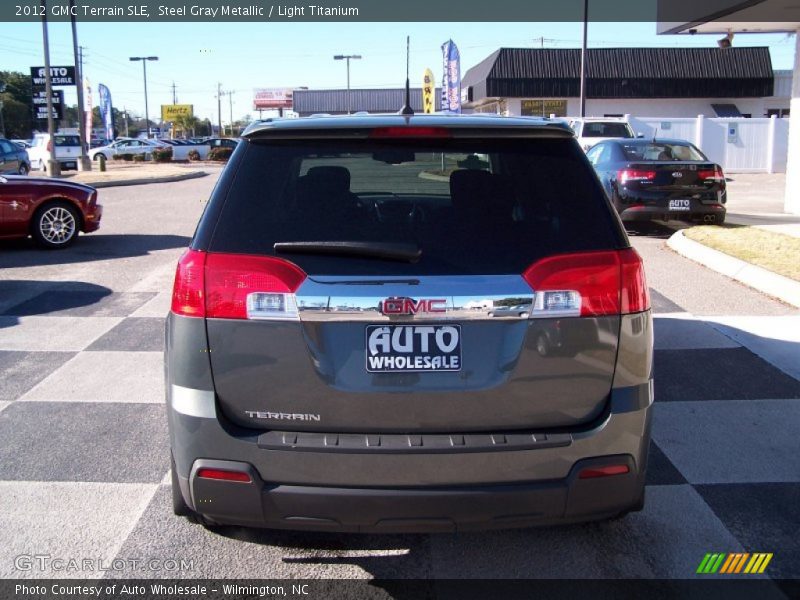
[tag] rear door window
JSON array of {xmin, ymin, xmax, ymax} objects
[
  {"xmin": 209, "ymin": 137, "xmax": 624, "ymax": 275},
  {"xmin": 54, "ymin": 135, "xmax": 80, "ymax": 147}
]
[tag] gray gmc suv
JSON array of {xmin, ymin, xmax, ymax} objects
[{"xmin": 166, "ymin": 114, "xmax": 653, "ymax": 532}]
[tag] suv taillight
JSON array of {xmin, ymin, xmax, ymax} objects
[
  {"xmin": 522, "ymin": 249, "xmax": 649, "ymax": 317},
  {"xmin": 47, "ymin": 140, "xmax": 52, "ymax": 152},
  {"xmin": 170, "ymin": 250, "xmax": 307, "ymax": 320}
]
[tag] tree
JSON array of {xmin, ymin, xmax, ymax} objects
[
  {"xmin": 173, "ymin": 113, "xmax": 200, "ymax": 137},
  {"xmin": 0, "ymin": 70, "xmax": 34, "ymax": 138}
]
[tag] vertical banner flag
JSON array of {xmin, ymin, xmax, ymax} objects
[
  {"xmin": 441, "ymin": 40, "xmax": 461, "ymax": 114},
  {"xmin": 98, "ymin": 84, "xmax": 114, "ymax": 141},
  {"xmin": 422, "ymin": 68, "xmax": 435, "ymax": 114},
  {"xmin": 84, "ymin": 77, "xmax": 93, "ymax": 143}
]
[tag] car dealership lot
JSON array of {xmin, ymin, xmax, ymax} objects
[{"xmin": 0, "ymin": 174, "xmax": 798, "ymax": 585}]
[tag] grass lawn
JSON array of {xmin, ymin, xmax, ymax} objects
[{"xmin": 684, "ymin": 225, "xmax": 800, "ymax": 282}]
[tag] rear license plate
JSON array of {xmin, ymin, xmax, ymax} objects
[
  {"xmin": 63, "ymin": 162, "xmax": 77, "ymax": 170},
  {"xmin": 669, "ymin": 199, "xmax": 690, "ymax": 211},
  {"xmin": 366, "ymin": 324, "xmax": 461, "ymax": 373}
]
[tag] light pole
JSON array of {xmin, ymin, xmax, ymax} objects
[
  {"xmin": 41, "ymin": 0, "xmax": 60, "ymax": 177},
  {"xmin": 70, "ymin": 0, "xmax": 90, "ymax": 171},
  {"xmin": 129, "ymin": 56, "xmax": 158, "ymax": 138},
  {"xmin": 333, "ymin": 54, "xmax": 361, "ymax": 114},
  {"xmin": 579, "ymin": 0, "xmax": 588, "ymax": 117}
]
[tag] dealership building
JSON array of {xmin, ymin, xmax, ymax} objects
[{"xmin": 459, "ymin": 47, "xmax": 790, "ymax": 119}]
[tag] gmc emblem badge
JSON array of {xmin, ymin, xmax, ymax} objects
[{"xmin": 380, "ymin": 297, "xmax": 447, "ymax": 316}]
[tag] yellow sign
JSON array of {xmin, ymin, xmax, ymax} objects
[
  {"xmin": 422, "ymin": 68, "xmax": 435, "ymax": 114},
  {"xmin": 161, "ymin": 104, "xmax": 194, "ymax": 121},
  {"xmin": 521, "ymin": 99, "xmax": 567, "ymax": 117}
]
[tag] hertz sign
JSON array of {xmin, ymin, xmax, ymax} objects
[{"xmin": 161, "ymin": 104, "xmax": 194, "ymax": 121}]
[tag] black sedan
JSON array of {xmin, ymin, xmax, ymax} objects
[
  {"xmin": 0, "ymin": 137, "xmax": 31, "ymax": 175},
  {"xmin": 586, "ymin": 138, "xmax": 727, "ymax": 225}
]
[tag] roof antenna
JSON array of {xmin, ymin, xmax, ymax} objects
[{"xmin": 399, "ymin": 35, "xmax": 414, "ymax": 115}]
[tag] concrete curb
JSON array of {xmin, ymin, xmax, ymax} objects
[
  {"xmin": 667, "ymin": 229, "xmax": 800, "ymax": 308},
  {"xmin": 76, "ymin": 170, "xmax": 208, "ymax": 189}
]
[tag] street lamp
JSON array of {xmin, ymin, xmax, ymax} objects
[
  {"xmin": 333, "ymin": 54, "xmax": 361, "ymax": 114},
  {"xmin": 129, "ymin": 56, "xmax": 158, "ymax": 138}
]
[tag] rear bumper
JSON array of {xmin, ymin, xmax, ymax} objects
[
  {"xmin": 188, "ymin": 454, "xmax": 643, "ymax": 533},
  {"xmin": 620, "ymin": 203, "xmax": 726, "ymax": 223},
  {"xmin": 168, "ymin": 382, "xmax": 652, "ymax": 532}
]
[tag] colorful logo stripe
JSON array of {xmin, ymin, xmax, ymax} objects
[{"xmin": 697, "ymin": 553, "xmax": 772, "ymax": 574}]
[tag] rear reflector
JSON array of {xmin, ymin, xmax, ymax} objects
[
  {"xmin": 522, "ymin": 249, "xmax": 650, "ymax": 317},
  {"xmin": 578, "ymin": 464, "xmax": 630, "ymax": 479},
  {"xmin": 370, "ymin": 126, "xmax": 450, "ymax": 138},
  {"xmin": 170, "ymin": 250, "xmax": 306, "ymax": 320},
  {"xmin": 618, "ymin": 169, "xmax": 656, "ymax": 185},
  {"xmin": 196, "ymin": 468, "xmax": 252, "ymax": 483}
]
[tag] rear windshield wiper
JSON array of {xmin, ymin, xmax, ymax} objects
[{"xmin": 274, "ymin": 241, "xmax": 421, "ymax": 263}]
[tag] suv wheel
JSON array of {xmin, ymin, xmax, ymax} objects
[{"xmin": 31, "ymin": 201, "xmax": 79, "ymax": 249}]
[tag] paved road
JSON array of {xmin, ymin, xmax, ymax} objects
[{"xmin": 0, "ymin": 173, "xmax": 798, "ymax": 590}]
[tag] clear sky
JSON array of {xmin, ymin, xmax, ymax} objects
[{"xmin": 0, "ymin": 20, "xmax": 795, "ymax": 125}]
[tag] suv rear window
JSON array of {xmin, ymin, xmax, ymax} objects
[
  {"xmin": 209, "ymin": 137, "xmax": 623, "ymax": 275},
  {"xmin": 54, "ymin": 135, "xmax": 80, "ymax": 147},
  {"xmin": 582, "ymin": 123, "xmax": 633, "ymax": 138}
]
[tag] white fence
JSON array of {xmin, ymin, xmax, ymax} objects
[{"xmin": 627, "ymin": 115, "xmax": 790, "ymax": 173}]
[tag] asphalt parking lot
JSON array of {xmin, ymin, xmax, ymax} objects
[{"xmin": 0, "ymin": 171, "xmax": 798, "ymax": 590}]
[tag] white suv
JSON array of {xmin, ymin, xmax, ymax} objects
[
  {"xmin": 568, "ymin": 118, "xmax": 638, "ymax": 152},
  {"xmin": 28, "ymin": 133, "xmax": 82, "ymax": 172}
]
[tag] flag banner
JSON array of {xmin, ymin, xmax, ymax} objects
[
  {"xmin": 422, "ymin": 68, "xmax": 435, "ymax": 114},
  {"xmin": 98, "ymin": 83, "xmax": 114, "ymax": 141},
  {"xmin": 441, "ymin": 40, "xmax": 461, "ymax": 114}
]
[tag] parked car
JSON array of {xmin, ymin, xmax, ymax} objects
[
  {"xmin": 204, "ymin": 137, "xmax": 239, "ymax": 150},
  {"xmin": 166, "ymin": 114, "xmax": 653, "ymax": 532},
  {"xmin": 0, "ymin": 138, "xmax": 31, "ymax": 175},
  {"xmin": 27, "ymin": 133, "xmax": 82, "ymax": 172},
  {"xmin": 568, "ymin": 118, "xmax": 638, "ymax": 152},
  {"xmin": 88, "ymin": 138, "xmax": 167, "ymax": 161},
  {"xmin": 0, "ymin": 175, "xmax": 102, "ymax": 248},
  {"xmin": 586, "ymin": 138, "xmax": 727, "ymax": 225}
]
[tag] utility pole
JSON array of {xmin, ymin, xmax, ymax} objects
[
  {"xmin": 40, "ymin": 0, "xmax": 60, "ymax": 176},
  {"xmin": 70, "ymin": 0, "xmax": 90, "ymax": 171},
  {"xmin": 227, "ymin": 90, "xmax": 234, "ymax": 136},
  {"xmin": 579, "ymin": 0, "xmax": 588, "ymax": 118},
  {"xmin": 129, "ymin": 56, "xmax": 158, "ymax": 138},
  {"xmin": 171, "ymin": 81, "xmax": 177, "ymax": 104},
  {"xmin": 123, "ymin": 107, "xmax": 129, "ymax": 137},
  {"xmin": 216, "ymin": 82, "xmax": 222, "ymax": 136}
]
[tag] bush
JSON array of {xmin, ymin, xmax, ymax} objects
[
  {"xmin": 152, "ymin": 147, "xmax": 173, "ymax": 163},
  {"xmin": 120, "ymin": 153, "xmax": 134, "ymax": 161},
  {"xmin": 133, "ymin": 154, "xmax": 145, "ymax": 162},
  {"xmin": 187, "ymin": 149, "xmax": 201, "ymax": 161},
  {"xmin": 111, "ymin": 154, "xmax": 123, "ymax": 161},
  {"xmin": 209, "ymin": 147, "xmax": 233, "ymax": 161}
]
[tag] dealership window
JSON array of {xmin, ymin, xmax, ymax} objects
[{"xmin": 521, "ymin": 99, "xmax": 567, "ymax": 117}]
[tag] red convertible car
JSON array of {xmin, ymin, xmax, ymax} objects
[{"xmin": 0, "ymin": 175, "xmax": 102, "ymax": 248}]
